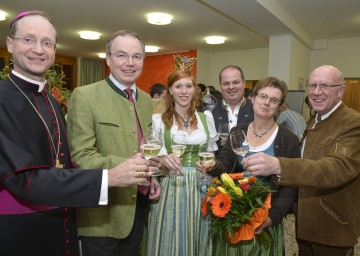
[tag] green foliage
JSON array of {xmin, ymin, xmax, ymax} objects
[
  {"xmin": 0, "ymin": 60, "xmax": 71, "ymax": 106},
  {"xmin": 208, "ymin": 178, "xmax": 271, "ymax": 239},
  {"xmin": 0, "ymin": 65, "xmax": 11, "ymax": 80},
  {"xmin": 202, "ymin": 173, "xmax": 275, "ymax": 253}
]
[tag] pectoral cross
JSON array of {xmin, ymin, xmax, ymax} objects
[{"xmin": 55, "ymin": 158, "xmax": 64, "ymax": 168}]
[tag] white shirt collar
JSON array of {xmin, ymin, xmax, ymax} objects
[
  {"xmin": 12, "ymin": 70, "xmax": 46, "ymax": 92},
  {"xmin": 109, "ymin": 73, "xmax": 136, "ymax": 93},
  {"xmin": 316, "ymin": 100, "xmax": 342, "ymax": 122},
  {"xmin": 222, "ymin": 97, "xmax": 245, "ymax": 110}
]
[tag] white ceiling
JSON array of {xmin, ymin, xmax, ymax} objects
[{"xmin": 0, "ymin": 0, "xmax": 359, "ymax": 59}]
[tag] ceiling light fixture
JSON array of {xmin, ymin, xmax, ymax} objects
[
  {"xmin": 0, "ymin": 11, "xmax": 6, "ymax": 21},
  {"xmin": 98, "ymin": 53, "xmax": 106, "ymax": 59},
  {"xmin": 79, "ymin": 31, "xmax": 101, "ymax": 40},
  {"xmin": 145, "ymin": 45, "xmax": 159, "ymax": 53},
  {"xmin": 146, "ymin": 12, "xmax": 172, "ymax": 25},
  {"xmin": 205, "ymin": 36, "xmax": 225, "ymax": 45}
]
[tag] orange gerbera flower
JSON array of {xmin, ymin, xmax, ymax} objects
[
  {"xmin": 249, "ymin": 176, "xmax": 257, "ymax": 183},
  {"xmin": 212, "ymin": 193, "xmax": 232, "ymax": 218},
  {"xmin": 228, "ymin": 173, "xmax": 243, "ymax": 180},
  {"xmin": 201, "ymin": 197, "xmax": 209, "ymax": 216}
]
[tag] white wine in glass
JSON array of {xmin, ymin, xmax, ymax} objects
[
  {"xmin": 141, "ymin": 143, "xmax": 162, "ymax": 160},
  {"xmin": 218, "ymin": 123, "xmax": 230, "ymax": 140},
  {"xmin": 198, "ymin": 152, "xmax": 214, "ymax": 165},
  {"xmin": 230, "ymin": 130, "xmax": 251, "ymax": 178},
  {"xmin": 140, "ymin": 135, "xmax": 163, "ymax": 177},
  {"xmin": 232, "ymin": 147, "xmax": 249, "ymax": 156},
  {"xmin": 171, "ymin": 134, "xmax": 186, "ymax": 176},
  {"xmin": 171, "ymin": 144, "xmax": 186, "ymax": 157},
  {"xmin": 198, "ymin": 143, "xmax": 214, "ymax": 190}
]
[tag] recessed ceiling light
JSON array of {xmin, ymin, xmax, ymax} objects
[
  {"xmin": 205, "ymin": 36, "xmax": 225, "ymax": 45},
  {"xmin": 146, "ymin": 12, "xmax": 172, "ymax": 25},
  {"xmin": 79, "ymin": 31, "xmax": 101, "ymax": 40},
  {"xmin": 98, "ymin": 53, "xmax": 106, "ymax": 58},
  {"xmin": 0, "ymin": 10, "xmax": 6, "ymax": 21},
  {"xmin": 145, "ymin": 45, "xmax": 159, "ymax": 53}
]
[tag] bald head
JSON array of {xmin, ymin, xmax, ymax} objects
[
  {"xmin": 309, "ymin": 65, "xmax": 344, "ymax": 85},
  {"xmin": 307, "ymin": 65, "xmax": 346, "ymax": 116}
]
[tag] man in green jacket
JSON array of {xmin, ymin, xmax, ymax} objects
[
  {"xmin": 243, "ymin": 65, "xmax": 360, "ymax": 256},
  {"xmin": 67, "ymin": 30, "xmax": 161, "ymax": 256}
]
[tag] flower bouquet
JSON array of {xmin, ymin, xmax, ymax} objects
[{"xmin": 202, "ymin": 173, "xmax": 273, "ymax": 254}]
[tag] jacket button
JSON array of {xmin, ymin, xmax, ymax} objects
[
  {"xmin": 130, "ymin": 107, "xmax": 134, "ymax": 112},
  {"xmin": 133, "ymin": 151, "xmax": 138, "ymax": 155},
  {"xmin": 132, "ymin": 129, "xmax": 136, "ymax": 134},
  {"xmin": 131, "ymin": 194, "xmax": 136, "ymax": 200}
]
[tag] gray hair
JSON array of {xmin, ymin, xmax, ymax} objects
[{"xmin": 105, "ymin": 30, "xmax": 145, "ymax": 56}]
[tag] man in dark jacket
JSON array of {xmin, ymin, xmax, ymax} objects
[{"xmin": 211, "ymin": 65, "xmax": 254, "ymax": 155}]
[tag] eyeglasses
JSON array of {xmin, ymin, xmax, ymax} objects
[
  {"xmin": 306, "ymin": 84, "xmax": 343, "ymax": 91},
  {"xmin": 110, "ymin": 52, "xmax": 144, "ymax": 62},
  {"xmin": 256, "ymin": 93, "xmax": 281, "ymax": 105},
  {"xmin": 12, "ymin": 37, "xmax": 56, "ymax": 49}
]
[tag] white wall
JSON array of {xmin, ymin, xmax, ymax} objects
[
  {"xmin": 196, "ymin": 48, "xmax": 269, "ymax": 90},
  {"xmin": 268, "ymin": 35, "xmax": 292, "ymax": 84},
  {"xmin": 310, "ymin": 37, "xmax": 360, "ymax": 77},
  {"xmin": 197, "ymin": 37, "xmax": 360, "ymax": 89},
  {"xmin": 289, "ymin": 36, "xmax": 311, "ymax": 90},
  {"xmin": 196, "ymin": 37, "xmax": 360, "ymax": 119}
]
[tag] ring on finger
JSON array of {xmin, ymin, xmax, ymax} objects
[{"xmin": 138, "ymin": 172, "xmax": 144, "ymax": 178}]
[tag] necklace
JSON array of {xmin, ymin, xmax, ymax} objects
[
  {"xmin": 177, "ymin": 113, "xmax": 191, "ymax": 129},
  {"xmin": 9, "ymin": 77, "xmax": 63, "ymax": 168},
  {"xmin": 252, "ymin": 122, "xmax": 275, "ymax": 138}
]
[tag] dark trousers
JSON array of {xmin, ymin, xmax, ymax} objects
[
  {"xmin": 1, "ymin": 208, "xmax": 79, "ymax": 256},
  {"xmin": 297, "ymin": 239, "xmax": 354, "ymax": 256},
  {"xmin": 79, "ymin": 192, "xmax": 148, "ymax": 256}
]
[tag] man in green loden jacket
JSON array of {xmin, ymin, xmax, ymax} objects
[{"xmin": 67, "ymin": 30, "xmax": 161, "ymax": 256}]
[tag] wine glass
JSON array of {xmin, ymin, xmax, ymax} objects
[
  {"xmin": 140, "ymin": 133, "xmax": 163, "ymax": 177},
  {"xmin": 218, "ymin": 123, "xmax": 230, "ymax": 142},
  {"xmin": 230, "ymin": 130, "xmax": 251, "ymax": 178},
  {"xmin": 170, "ymin": 134, "xmax": 187, "ymax": 176},
  {"xmin": 202, "ymin": 88, "xmax": 217, "ymax": 111},
  {"xmin": 198, "ymin": 143, "xmax": 214, "ymax": 190}
]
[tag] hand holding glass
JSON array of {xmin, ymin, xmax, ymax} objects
[{"xmin": 230, "ymin": 130, "xmax": 251, "ymax": 178}]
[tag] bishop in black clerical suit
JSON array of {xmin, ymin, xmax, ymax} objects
[{"xmin": 0, "ymin": 73, "xmax": 103, "ymax": 256}]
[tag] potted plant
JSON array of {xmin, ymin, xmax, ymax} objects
[{"xmin": 0, "ymin": 61, "xmax": 72, "ymax": 114}]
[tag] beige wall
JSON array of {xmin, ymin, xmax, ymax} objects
[
  {"xmin": 197, "ymin": 48, "xmax": 269, "ymax": 90},
  {"xmin": 310, "ymin": 37, "xmax": 360, "ymax": 77},
  {"xmin": 197, "ymin": 36, "xmax": 360, "ymax": 89},
  {"xmin": 289, "ymin": 36, "xmax": 311, "ymax": 91}
]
